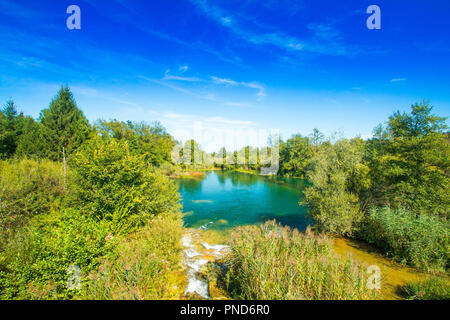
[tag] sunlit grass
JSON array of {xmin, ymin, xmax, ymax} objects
[{"xmin": 222, "ymin": 221, "xmax": 379, "ymax": 300}]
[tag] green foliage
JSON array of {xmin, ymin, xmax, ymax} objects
[
  {"xmin": 95, "ymin": 120, "xmax": 175, "ymax": 166},
  {"xmin": 386, "ymin": 101, "xmax": 447, "ymax": 138},
  {"xmin": 401, "ymin": 276, "xmax": 450, "ymax": 300},
  {"xmin": 39, "ymin": 86, "xmax": 91, "ymax": 161},
  {"xmin": 279, "ymin": 134, "xmax": 313, "ymax": 177},
  {"xmin": 0, "ymin": 210, "xmax": 114, "ymax": 299},
  {"xmin": 224, "ymin": 221, "xmax": 378, "ymax": 300},
  {"xmin": 303, "ymin": 139, "xmax": 366, "ymax": 236},
  {"xmin": 15, "ymin": 116, "xmax": 44, "ymax": 158},
  {"xmin": 68, "ymin": 137, "xmax": 181, "ymax": 235},
  {"xmin": 0, "ymin": 100, "xmax": 25, "ymax": 159},
  {"xmin": 0, "ymin": 87, "xmax": 187, "ymax": 300},
  {"xmin": 309, "ymin": 128, "xmax": 325, "ymax": 147},
  {"xmin": 84, "ymin": 212, "xmax": 185, "ymax": 299},
  {"xmin": 367, "ymin": 102, "xmax": 449, "ymax": 217},
  {"xmin": 359, "ymin": 207, "xmax": 449, "ymax": 271},
  {"xmin": 0, "ymin": 159, "xmax": 65, "ymax": 246}
]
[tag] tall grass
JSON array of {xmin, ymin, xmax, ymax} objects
[
  {"xmin": 359, "ymin": 207, "xmax": 449, "ymax": 272},
  {"xmin": 224, "ymin": 221, "xmax": 378, "ymax": 300},
  {"xmin": 0, "ymin": 156, "xmax": 186, "ymax": 300},
  {"xmin": 83, "ymin": 213, "xmax": 185, "ymax": 300},
  {"xmin": 401, "ymin": 276, "xmax": 450, "ymax": 300},
  {"xmin": 0, "ymin": 159, "xmax": 65, "ymax": 247}
]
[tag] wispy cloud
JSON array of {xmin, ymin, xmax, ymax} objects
[
  {"xmin": 222, "ymin": 102, "xmax": 251, "ymax": 107},
  {"xmin": 92, "ymin": 0, "xmax": 244, "ymax": 67},
  {"xmin": 164, "ymin": 112, "xmax": 255, "ymax": 127},
  {"xmin": 159, "ymin": 111, "xmax": 261, "ymax": 152},
  {"xmin": 210, "ymin": 76, "xmax": 266, "ymax": 100},
  {"xmin": 189, "ymin": 0, "xmax": 356, "ymax": 57},
  {"xmin": 139, "ymin": 75, "xmax": 218, "ymax": 101},
  {"xmin": 390, "ymin": 78, "xmax": 406, "ymax": 83},
  {"xmin": 142, "ymin": 69, "xmax": 267, "ymax": 102},
  {"xmin": 0, "ymin": 0, "xmax": 48, "ymax": 20},
  {"xmin": 163, "ymin": 70, "xmax": 201, "ymax": 82},
  {"xmin": 179, "ymin": 65, "xmax": 189, "ymax": 73}
]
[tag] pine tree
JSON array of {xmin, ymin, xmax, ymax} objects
[
  {"xmin": 0, "ymin": 100, "xmax": 24, "ymax": 158},
  {"xmin": 39, "ymin": 86, "xmax": 91, "ymax": 161}
]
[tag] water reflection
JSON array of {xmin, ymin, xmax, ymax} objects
[{"xmin": 176, "ymin": 171, "xmax": 312, "ymax": 231}]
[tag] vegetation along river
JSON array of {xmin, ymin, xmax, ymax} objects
[{"xmin": 176, "ymin": 170, "xmax": 428, "ymax": 299}]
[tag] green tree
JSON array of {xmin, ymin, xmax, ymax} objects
[
  {"xmin": 0, "ymin": 100, "xmax": 24, "ymax": 159},
  {"xmin": 367, "ymin": 101, "xmax": 449, "ymax": 217},
  {"xmin": 15, "ymin": 116, "xmax": 44, "ymax": 158},
  {"xmin": 39, "ymin": 86, "xmax": 91, "ymax": 161},
  {"xmin": 68, "ymin": 137, "xmax": 180, "ymax": 234},
  {"xmin": 303, "ymin": 139, "xmax": 366, "ymax": 236},
  {"xmin": 95, "ymin": 120, "xmax": 175, "ymax": 166},
  {"xmin": 279, "ymin": 134, "xmax": 313, "ymax": 177},
  {"xmin": 309, "ymin": 128, "xmax": 325, "ymax": 147}
]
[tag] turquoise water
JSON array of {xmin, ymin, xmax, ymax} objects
[{"xmin": 176, "ymin": 171, "xmax": 312, "ymax": 231}]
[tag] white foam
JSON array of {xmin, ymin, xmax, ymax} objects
[
  {"xmin": 185, "ymin": 248, "xmax": 201, "ymax": 258},
  {"xmin": 184, "ymin": 271, "xmax": 210, "ymax": 299},
  {"xmin": 201, "ymin": 242, "xmax": 229, "ymax": 254},
  {"xmin": 199, "ymin": 222, "xmax": 214, "ymax": 230},
  {"xmin": 186, "ymin": 258, "xmax": 209, "ymax": 272},
  {"xmin": 181, "ymin": 235, "xmax": 193, "ymax": 247}
]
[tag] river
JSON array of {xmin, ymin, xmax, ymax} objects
[{"xmin": 176, "ymin": 170, "xmax": 429, "ymax": 299}]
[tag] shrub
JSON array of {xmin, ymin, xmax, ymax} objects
[
  {"xmin": 0, "ymin": 209, "xmax": 114, "ymax": 299},
  {"xmin": 0, "ymin": 159, "xmax": 65, "ymax": 246},
  {"xmin": 359, "ymin": 207, "xmax": 449, "ymax": 271},
  {"xmin": 401, "ymin": 277, "xmax": 450, "ymax": 300},
  {"xmin": 303, "ymin": 139, "xmax": 366, "ymax": 236},
  {"xmin": 68, "ymin": 137, "xmax": 181, "ymax": 235},
  {"xmin": 83, "ymin": 212, "xmax": 185, "ymax": 300},
  {"xmin": 224, "ymin": 221, "xmax": 378, "ymax": 300}
]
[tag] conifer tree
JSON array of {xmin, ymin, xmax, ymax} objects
[
  {"xmin": 39, "ymin": 86, "xmax": 91, "ymax": 161},
  {"xmin": 0, "ymin": 100, "xmax": 24, "ymax": 158}
]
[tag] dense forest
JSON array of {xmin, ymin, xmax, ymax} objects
[{"xmin": 0, "ymin": 86, "xmax": 448, "ymax": 299}]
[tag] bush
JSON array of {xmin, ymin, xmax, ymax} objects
[
  {"xmin": 303, "ymin": 139, "xmax": 366, "ymax": 236},
  {"xmin": 0, "ymin": 159, "xmax": 65, "ymax": 246},
  {"xmin": 224, "ymin": 221, "xmax": 378, "ymax": 300},
  {"xmin": 401, "ymin": 277, "xmax": 450, "ymax": 300},
  {"xmin": 0, "ymin": 210, "xmax": 114, "ymax": 299},
  {"xmin": 83, "ymin": 212, "xmax": 185, "ymax": 300},
  {"xmin": 359, "ymin": 207, "xmax": 449, "ymax": 271},
  {"xmin": 68, "ymin": 138, "xmax": 181, "ymax": 235}
]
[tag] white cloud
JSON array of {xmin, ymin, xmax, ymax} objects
[
  {"xmin": 222, "ymin": 102, "xmax": 251, "ymax": 107},
  {"xmin": 163, "ymin": 70, "xmax": 201, "ymax": 82},
  {"xmin": 159, "ymin": 111, "xmax": 265, "ymax": 152},
  {"xmin": 211, "ymin": 76, "xmax": 266, "ymax": 100},
  {"xmin": 390, "ymin": 78, "xmax": 406, "ymax": 83},
  {"xmin": 178, "ymin": 65, "xmax": 189, "ymax": 73},
  {"xmin": 189, "ymin": 0, "xmax": 355, "ymax": 57}
]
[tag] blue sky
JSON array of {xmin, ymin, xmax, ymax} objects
[{"xmin": 0, "ymin": 0, "xmax": 449, "ymax": 151}]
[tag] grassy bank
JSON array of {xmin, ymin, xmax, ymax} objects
[
  {"xmin": 401, "ymin": 276, "xmax": 450, "ymax": 300},
  {"xmin": 83, "ymin": 213, "xmax": 185, "ymax": 300},
  {"xmin": 215, "ymin": 221, "xmax": 378, "ymax": 300},
  {"xmin": 359, "ymin": 207, "xmax": 449, "ymax": 272},
  {"xmin": 0, "ymin": 139, "xmax": 186, "ymax": 300}
]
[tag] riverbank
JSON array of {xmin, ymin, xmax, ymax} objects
[
  {"xmin": 176, "ymin": 170, "xmax": 448, "ymax": 300},
  {"xmin": 179, "ymin": 227, "xmax": 444, "ymax": 300},
  {"xmin": 332, "ymin": 237, "xmax": 430, "ymax": 300}
]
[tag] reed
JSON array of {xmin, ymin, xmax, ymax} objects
[{"xmin": 224, "ymin": 221, "xmax": 378, "ymax": 300}]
